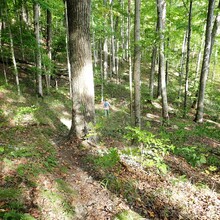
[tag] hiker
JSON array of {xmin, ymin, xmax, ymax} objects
[{"xmin": 103, "ymin": 99, "xmax": 111, "ymax": 117}]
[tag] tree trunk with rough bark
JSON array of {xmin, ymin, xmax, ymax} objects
[
  {"xmin": 183, "ymin": 0, "xmax": 192, "ymax": 118},
  {"xmin": 34, "ymin": 2, "xmax": 43, "ymax": 97},
  {"xmin": 195, "ymin": 0, "xmax": 216, "ymax": 123},
  {"xmin": 157, "ymin": 0, "xmax": 169, "ymax": 124},
  {"xmin": 133, "ymin": 0, "xmax": 141, "ymax": 128},
  {"xmin": 67, "ymin": 0, "xmax": 95, "ymax": 140}
]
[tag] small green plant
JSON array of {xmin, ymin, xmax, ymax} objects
[
  {"xmin": 124, "ymin": 127, "xmax": 174, "ymax": 173},
  {"xmin": 43, "ymin": 155, "xmax": 58, "ymax": 170},
  {"xmin": 174, "ymin": 146, "xmax": 207, "ymax": 167},
  {"xmin": 94, "ymin": 148, "xmax": 120, "ymax": 170},
  {"xmin": 55, "ymin": 179, "xmax": 77, "ymax": 196}
]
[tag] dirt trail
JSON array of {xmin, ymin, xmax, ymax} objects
[{"xmin": 55, "ymin": 141, "xmax": 133, "ymax": 220}]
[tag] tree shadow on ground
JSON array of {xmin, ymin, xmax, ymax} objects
[{"xmin": 59, "ymin": 141, "xmax": 198, "ymax": 220}]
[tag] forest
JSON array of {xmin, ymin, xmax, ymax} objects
[{"xmin": 0, "ymin": 0, "xmax": 220, "ymax": 219}]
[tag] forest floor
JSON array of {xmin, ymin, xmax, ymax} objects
[{"xmin": 0, "ymin": 68, "xmax": 220, "ymax": 220}]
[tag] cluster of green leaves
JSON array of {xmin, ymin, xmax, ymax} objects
[
  {"xmin": 160, "ymin": 121, "xmax": 220, "ymax": 170},
  {"xmin": 94, "ymin": 148, "xmax": 120, "ymax": 170},
  {"xmin": 0, "ymin": 188, "xmax": 36, "ymax": 220},
  {"xmin": 124, "ymin": 127, "xmax": 175, "ymax": 173}
]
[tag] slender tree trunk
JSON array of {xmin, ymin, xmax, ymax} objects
[
  {"xmin": 149, "ymin": 46, "xmax": 157, "ymax": 100},
  {"xmin": 128, "ymin": 0, "xmax": 133, "ymax": 117},
  {"xmin": 195, "ymin": 25, "xmax": 205, "ymax": 85},
  {"xmin": 133, "ymin": 0, "xmax": 141, "ymax": 128},
  {"xmin": 157, "ymin": 0, "xmax": 169, "ymax": 124},
  {"xmin": 103, "ymin": 39, "xmax": 108, "ymax": 80},
  {"xmin": 100, "ymin": 40, "xmax": 104, "ymax": 102},
  {"xmin": 5, "ymin": 4, "xmax": 20, "ymax": 95},
  {"xmin": 21, "ymin": 1, "xmax": 29, "ymax": 25},
  {"xmin": 46, "ymin": 7, "xmax": 52, "ymax": 93},
  {"xmin": 157, "ymin": 59, "xmax": 162, "ymax": 98},
  {"xmin": 34, "ymin": 2, "xmax": 43, "ymax": 97},
  {"xmin": 19, "ymin": 9, "xmax": 25, "ymax": 60},
  {"xmin": 110, "ymin": 1, "xmax": 116, "ymax": 78},
  {"xmin": 209, "ymin": 0, "xmax": 220, "ymax": 61},
  {"xmin": 212, "ymin": 48, "xmax": 218, "ymax": 81},
  {"xmin": 183, "ymin": 0, "xmax": 192, "ymax": 118},
  {"xmin": 149, "ymin": 21, "xmax": 159, "ymax": 100},
  {"xmin": 64, "ymin": 0, "xmax": 72, "ymax": 98},
  {"xmin": 0, "ymin": 17, "xmax": 7, "ymax": 84},
  {"xmin": 178, "ymin": 30, "xmax": 187, "ymax": 102},
  {"xmin": 67, "ymin": 0, "xmax": 95, "ymax": 140},
  {"xmin": 195, "ymin": 0, "xmax": 216, "ymax": 123}
]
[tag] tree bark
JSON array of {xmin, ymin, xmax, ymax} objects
[
  {"xmin": 64, "ymin": 0, "xmax": 72, "ymax": 98},
  {"xmin": 178, "ymin": 30, "xmax": 187, "ymax": 102},
  {"xmin": 133, "ymin": 0, "xmax": 141, "ymax": 128},
  {"xmin": 0, "ymin": 15, "xmax": 7, "ymax": 84},
  {"xmin": 157, "ymin": 0, "xmax": 169, "ymax": 124},
  {"xmin": 46, "ymin": 7, "xmax": 52, "ymax": 93},
  {"xmin": 183, "ymin": 0, "xmax": 192, "ymax": 118},
  {"xmin": 67, "ymin": 0, "xmax": 95, "ymax": 140},
  {"xmin": 209, "ymin": 0, "xmax": 220, "ymax": 61},
  {"xmin": 34, "ymin": 2, "xmax": 43, "ymax": 97},
  {"xmin": 195, "ymin": 0, "xmax": 216, "ymax": 123},
  {"xmin": 149, "ymin": 20, "xmax": 158, "ymax": 100},
  {"xmin": 128, "ymin": 0, "xmax": 133, "ymax": 117},
  {"xmin": 5, "ymin": 1, "xmax": 20, "ymax": 95}
]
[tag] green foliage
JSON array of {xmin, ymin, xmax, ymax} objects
[
  {"xmin": 114, "ymin": 210, "xmax": 145, "ymax": 220},
  {"xmin": 194, "ymin": 122, "xmax": 220, "ymax": 141},
  {"xmin": 174, "ymin": 146, "xmax": 207, "ymax": 167},
  {"xmin": 43, "ymin": 155, "xmax": 58, "ymax": 170},
  {"xmin": 174, "ymin": 145, "xmax": 220, "ymax": 169},
  {"xmin": 0, "ymin": 188, "xmax": 21, "ymax": 200},
  {"xmin": 124, "ymin": 127, "xmax": 174, "ymax": 173},
  {"xmin": 55, "ymin": 179, "xmax": 76, "ymax": 196},
  {"xmin": 94, "ymin": 148, "xmax": 120, "ymax": 170}
]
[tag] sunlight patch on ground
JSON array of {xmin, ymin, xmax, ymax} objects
[
  {"xmin": 146, "ymin": 113, "xmax": 160, "ymax": 122},
  {"xmin": 152, "ymin": 101, "xmax": 162, "ymax": 109},
  {"xmin": 60, "ymin": 117, "xmax": 71, "ymax": 130},
  {"xmin": 205, "ymin": 119, "xmax": 220, "ymax": 128}
]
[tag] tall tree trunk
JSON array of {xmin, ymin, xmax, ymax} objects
[
  {"xmin": 195, "ymin": 25, "xmax": 206, "ymax": 85},
  {"xmin": 183, "ymin": 0, "xmax": 192, "ymax": 118},
  {"xmin": 67, "ymin": 0, "xmax": 95, "ymax": 140},
  {"xmin": 64, "ymin": 0, "xmax": 72, "ymax": 98},
  {"xmin": 19, "ymin": 8, "xmax": 25, "ymax": 60},
  {"xmin": 178, "ymin": 30, "xmax": 187, "ymax": 102},
  {"xmin": 195, "ymin": 0, "xmax": 216, "ymax": 123},
  {"xmin": 149, "ymin": 20, "xmax": 159, "ymax": 100},
  {"xmin": 133, "ymin": 0, "xmax": 141, "ymax": 128},
  {"xmin": 46, "ymin": 7, "xmax": 52, "ymax": 93},
  {"xmin": 100, "ymin": 40, "xmax": 104, "ymax": 102},
  {"xmin": 0, "ymin": 16, "xmax": 7, "ymax": 84},
  {"xmin": 212, "ymin": 48, "xmax": 218, "ymax": 81},
  {"xmin": 157, "ymin": 0, "xmax": 169, "ymax": 124},
  {"xmin": 5, "ymin": 3, "xmax": 20, "ymax": 95},
  {"xmin": 34, "ymin": 2, "xmax": 43, "ymax": 97},
  {"xmin": 209, "ymin": 0, "xmax": 220, "ymax": 61},
  {"xmin": 128, "ymin": 0, "xmax": 133, "ymax": 117},
  {"xmin": 110, "ymin": 1, "xmax": 116, "ymax": 78}
]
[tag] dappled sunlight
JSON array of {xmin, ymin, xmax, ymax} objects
[
  {"xmin": 205, "ymin": 119, "xmax": 220, "ymax": 128},
  {"xmin": 151, "ymin": 101, "xmax": 162, "ymax": 109},
  {"xmin": 35, "ymin": 174, "xmax": 76, "ymax": 220},
  {"xmin": 60, "ymin": 117, "xmax": 71, "ymax": 130},
  {"xmin": 146, "ymin": 113, "xmax": 160, "ymax": 122}
]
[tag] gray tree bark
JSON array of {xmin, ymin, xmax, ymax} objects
[
  {"xmin": 195, "ymin": 0, "xmax": 216, "ymax": 123},
  {"xmin": 157, "ymin": 0, "xmax": 169, "ymax": 124},
  {"xmin": 133, "ymin": 0, "xmax": 141, "ymax": 128},
  {"xmin": 34, "ymin": 2, "xmax": 43, "ymax": 97},
  {"xmin": 183, "ymin": 0, "xmax": 192, "ymax": 118},
  {"xmin": 67, "ymin": 0, "xmax": 95, "ymax": 140}
]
